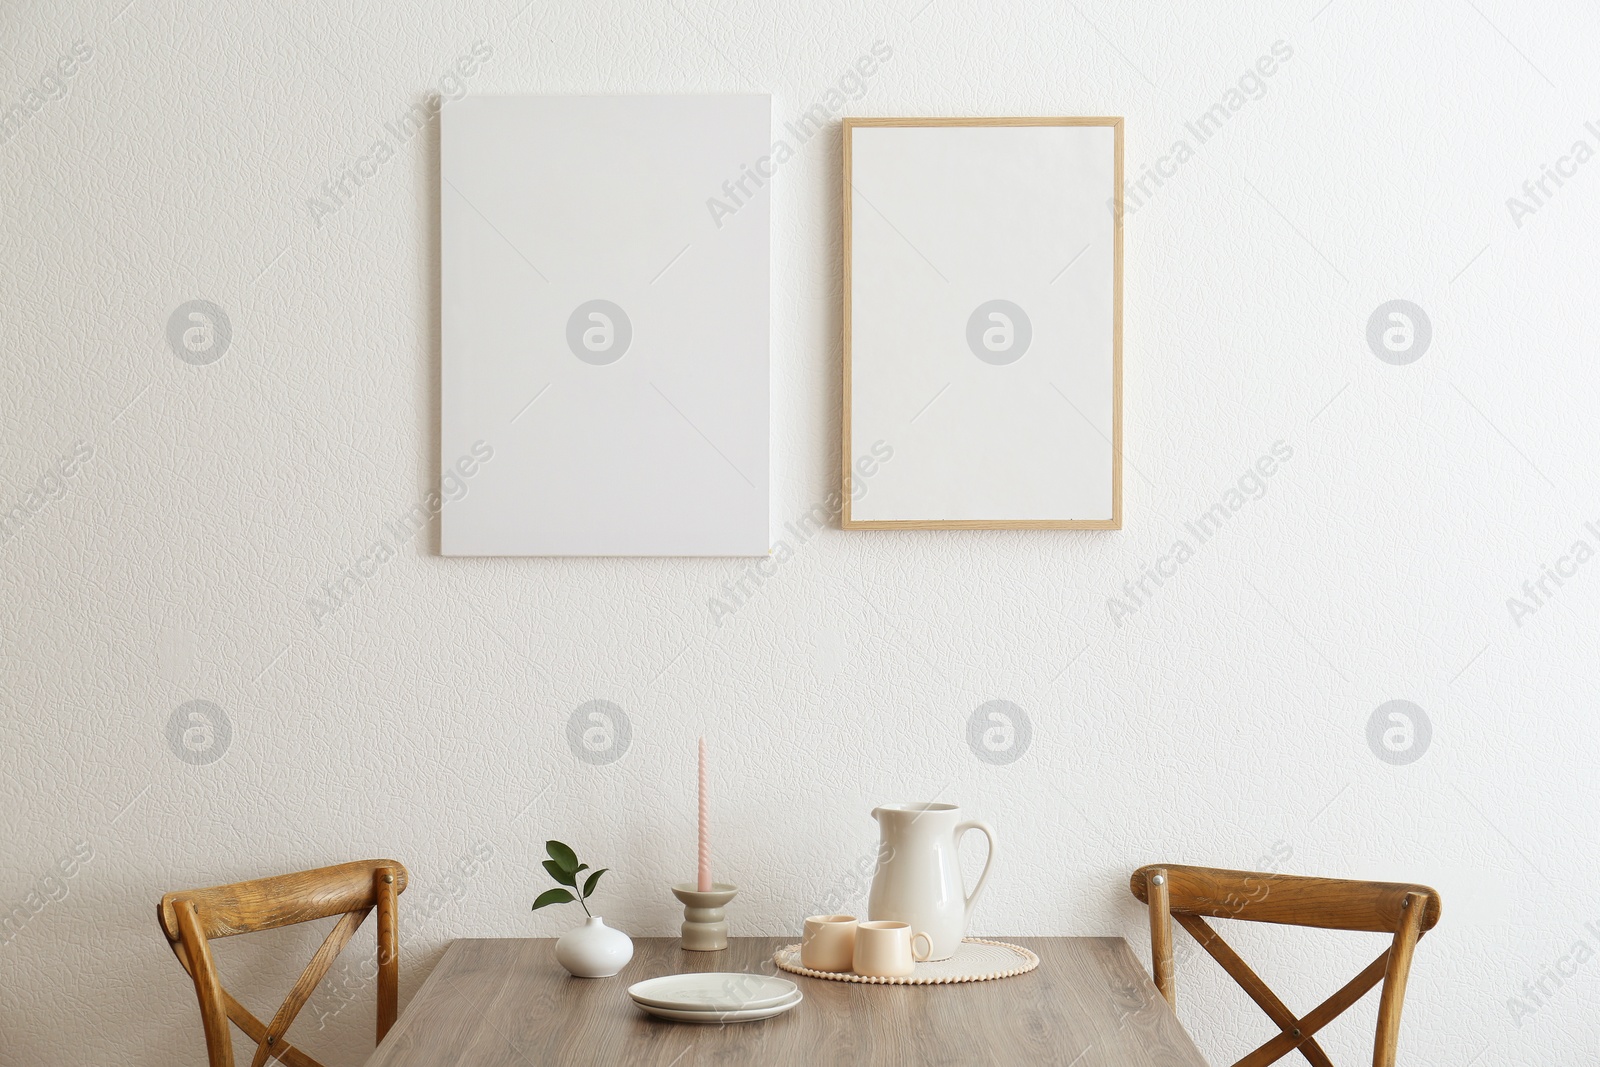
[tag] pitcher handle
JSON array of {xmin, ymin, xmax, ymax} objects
[{"xmin": 955, "ymin": 820, "xmax": 997, "ymax": 925}]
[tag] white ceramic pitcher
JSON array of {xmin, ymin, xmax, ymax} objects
[{"xmin": 866, "ymin": 802, "xmax": 996, "ymax": 961}]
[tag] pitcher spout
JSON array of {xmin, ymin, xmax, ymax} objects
[{"xmin": 873, "ymin": 802, "xmax": 959, "ymax": 821}]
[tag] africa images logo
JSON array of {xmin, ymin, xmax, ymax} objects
[
  {"xmin": 967, "ymin": 700, "xmax": 1031, "ymax": 765},
  {"xmin": 566, "ymin": 700, "xmax": 631, "ymax": 764},
  {"xmin": 1366, "ymin": 700, "xmax": 1430, "ymax": 766},
  {"xmin": 1366, "ymin": 300, "xmax": 1430, "ymax": 366},
  {"xmin": 566, "ymin": 301, "xmax": 631, "ymax": 365},
  {"xmin": 165, "ymin": 699, "xmax": 232, "ymax": 766},
  {"xmin": 167, "ymin": 300, "xmax": 230, "ymax": 366},
  {"xmin": 966, "ymin": 301, "xmax": 1031, "ymax": 365}
]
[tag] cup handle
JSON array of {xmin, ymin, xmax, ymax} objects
[
  {"xmin": 911, "ymin": 931, "xmax": 933, "ymax": 963},
  {"xmin": 956, "ymin": 820, "xmax": 997, "ymax": 927}
]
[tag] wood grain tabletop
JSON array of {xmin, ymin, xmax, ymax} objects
[{"xmin": 363, "ymin": 936, "xmax": 1206, "ymax": 1067}]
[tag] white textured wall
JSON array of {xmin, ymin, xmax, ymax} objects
[{"xmin": 3, "ymin": 0, "xmax": 1597, "ymax": 1063}]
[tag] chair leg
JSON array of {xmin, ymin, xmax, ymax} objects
[
  {"xmin": 1147, "ymin": 869, "xmax": 1175, "ymax": 1008},
  {"xmin": 1372, "ymin": 892, "xmax": 1427, "ymax": 1067},
  {"xmin": 375, "ymin": 868, "xmax": 400, "ymax": 1043},
  {"xmin": 175, "ymin": 902, "xmax": 235, "ymax": 1067}
]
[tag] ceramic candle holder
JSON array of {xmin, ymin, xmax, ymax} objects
[{"xmin": 671, "ymin": 882, "xmax": 738, "ymax": 951}]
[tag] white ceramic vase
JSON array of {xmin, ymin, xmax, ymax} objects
[{"xmin": 555, "ymin": 916, "xmax": 634, "ymax": 978}]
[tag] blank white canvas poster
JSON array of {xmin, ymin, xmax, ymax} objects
[
  {"xmin": 845, "ymin": 121, "xmax": 1120, "ymax": 528},
  {"xmin": 441, "ymin": 95, "xmax": 770, "ymax": 556}
]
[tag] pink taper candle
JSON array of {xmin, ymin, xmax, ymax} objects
[{"xmin": 697, "ymin": 737, "xmax": 711, "ymax": 891}]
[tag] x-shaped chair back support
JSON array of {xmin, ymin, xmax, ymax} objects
[
  {"xmin": 1131, "ymin": 864, "xmax": 1440, "ymax": 1067},
  {"xmin": 158, "ymin": 859, "xmax": 408, "ymax": 1067}
]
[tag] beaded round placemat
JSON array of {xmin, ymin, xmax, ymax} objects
[{"xmin": 773, "ymin": 937, "xmax": 1039, "ymax": 985}]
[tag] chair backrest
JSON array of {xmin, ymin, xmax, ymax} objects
[
  {"xmin": 158, "ymin": 859, "xmax": 408, "ymax": 1067},
  {"xmin": 1131, "ymin": 864, "xmax": 1440, "ymax": 1067}
]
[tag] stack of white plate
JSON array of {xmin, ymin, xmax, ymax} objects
[{"xmin": 627, "ymin": 973, "xmax": 802, "ymax": 1023}]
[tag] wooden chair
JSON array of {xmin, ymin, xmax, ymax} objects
[
  {"xmin": 157, "ymin": 859, "xmax": 409, "ymax": 1067},
  {"xmin": 1130, "ymin": 864, "xmax": 1440, "ymax": 1067}
]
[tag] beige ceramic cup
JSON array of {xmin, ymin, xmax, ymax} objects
[
  {"xmin": 852, "ymin": 920, "xmax": 933, "ymax": 978},
  {"xmin": 801, "ymin": 914, "xmax": 859, "ymax": 972}
]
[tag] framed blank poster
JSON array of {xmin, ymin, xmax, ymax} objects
[
  {"xmin": 841, "ymin": 117, "xmax": 1122, "ymax": 529},
  {"xmin": 441, "ymin": 95, "xmax": 770, "ymax": 556}
]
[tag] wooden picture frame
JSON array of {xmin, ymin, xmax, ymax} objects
[{"xmin": 841, "ymin": 117, "xmax": 1123, "ymax": 529}]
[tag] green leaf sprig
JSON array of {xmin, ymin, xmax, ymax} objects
[{"xmin": 531, "ymin": 840, "xmax": 609, "ymax": 917}]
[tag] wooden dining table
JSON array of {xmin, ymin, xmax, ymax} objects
[{"xmin": 362, "ymin": 936, "xmax": 1207, "ymax": 1066}]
